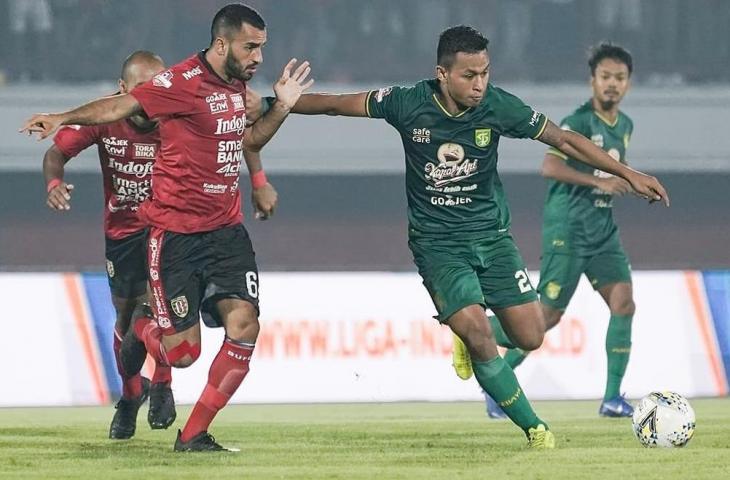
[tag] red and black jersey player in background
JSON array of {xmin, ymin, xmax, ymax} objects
[
  {"xmin": 22, "ymin": 3, "xmax": 312, "ymax": 452},
  {"xmin": 43, "ymin": 50, "xmax": 176, "ymax": 440}
]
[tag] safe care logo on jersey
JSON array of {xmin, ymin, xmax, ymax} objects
[
  {"xmin": 424, "ymin": 143, "xmax": 479, "ymax": 188},
  {"xmin": 152, "ymin": 70, "xmax": 173, "ymax": 89},
  {"xmin": 474, "ymin": 128, "xmax": 491, "ymax": 148}
]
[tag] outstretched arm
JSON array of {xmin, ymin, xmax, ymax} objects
[
  {"xmin": 537, "ymin": 120, "xmax": 669, "ymax": 205},
  {"xmin": 20, "ymin": 94, "xmax": 143, "ymax": 140},
  {"xmin": 542, "ymin": 153, "xmax": 631, "ymax": 195},
  {"xmin": 289, "ymin": 92, "xmax": 370, "ymax": 117}
]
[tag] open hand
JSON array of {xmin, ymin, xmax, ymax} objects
[{"xmin": 272, "ymin": 59, "xmax": 314, "ymax": 110}]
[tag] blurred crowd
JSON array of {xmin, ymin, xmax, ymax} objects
[{"xmin": 1, "ymin": 0, "xmax": 729, "ymax": 85}]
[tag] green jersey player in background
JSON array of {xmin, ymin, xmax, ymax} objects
[
  {"xmin": 488, "ymin": 43, "xmax": 641, "ymax": 419},
  {"xmin": 282, "ymin": 27, "xmax": 668, "ymax": 448}
]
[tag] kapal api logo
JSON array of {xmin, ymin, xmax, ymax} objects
[{"xmin": 424, "ymin": 143, "xmax": 479, "ymax": 188}]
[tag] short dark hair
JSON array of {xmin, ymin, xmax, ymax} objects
[
  {"xmin": 437, "ymin": 26, "xmax": 489, "ymax": 68},
  {"xmin": 120, "ymin": 50, "xmax": 163, "ymax": 81},
  {"xmin": 211, "ymin": 3, "xmax": 266, "ymax": 43},
  {"xmin": 588, "ymin": 42, "xmax": 633, "ymax": 76}
]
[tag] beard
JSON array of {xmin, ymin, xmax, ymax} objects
[
  {"xmin": 599, "ymin": 99, "xmax": 617, "ymax": 111},
  {"xmin": 225, "ymin": 51, "xmax": 253, "ymax": 81}
]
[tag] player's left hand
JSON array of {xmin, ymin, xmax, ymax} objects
[
  {"xmin": 19, "ymin": 113, "xmax": 65, "ymax": 140},
  {"xmin": 273, "ymin": 58, "xmax": 314, "ymax": 110},
  {"xmin": 626, "ymin": 171, "xmax": 670, "ymax": 206},
  {"xmin": 252, "ymin": 182, "xmax": 278, "ymax": 220}
]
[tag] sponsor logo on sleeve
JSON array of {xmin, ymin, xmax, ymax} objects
[
  {"xmin": 375, "ymin": 87, "xmax": 393, "ymax": 103},
  {"xmin": 152, "ymin": 70, "xmax": 174, "ymax": 89},
  {"xmin": 529, "ymin": 109, "xmax": 542, "ymax": 127},
  {"xmin": 182, "ymin": 65, "xmax": 202, "ymax": 80}
]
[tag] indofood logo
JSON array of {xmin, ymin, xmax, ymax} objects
[{"xmin": 424, "ymin": 143, "xmax": 479, "ymax": 187}]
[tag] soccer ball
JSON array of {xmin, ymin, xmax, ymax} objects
[{"xmin": 632, "ymin": 391, "xmax": 696, "ymax": 448}]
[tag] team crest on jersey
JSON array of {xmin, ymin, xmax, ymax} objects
[
  {"xmin": 545, "ymin": 281, "xmax": 561, "ymax": 300},
  {"xmin": 474, "ymin": 128, "xmax": 491, "ymax": 148},
  {"xmin": 106, "ymin": 259, "xmax": 115, "ymax": 278},
  {"xmin": 152, "ymin": 70, "xmax": 173, "ymax": 89},
  {"xmin": 171, "ymin": 295, "xmax": 189, "ymax": 318}
]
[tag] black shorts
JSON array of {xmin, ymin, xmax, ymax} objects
[
  {"xmin": 147, "ymin": 224, "xmax": 260, "ymax": 334},
  {"xmin": 105, "ymin": 229, "xmax": 148, "ymax": 299}
]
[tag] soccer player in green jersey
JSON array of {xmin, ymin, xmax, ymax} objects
[
  {"xmin": 283, "ymin": 27, "xmax": 668, "ymax": 448},
  {"xmin": 492, "ymin": 43, "xmax": 641, "ymax": 419}
]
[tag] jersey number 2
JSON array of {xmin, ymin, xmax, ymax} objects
[{"xmin": 515, "ymin": 269, "xmax": 533, "ymax": 293}]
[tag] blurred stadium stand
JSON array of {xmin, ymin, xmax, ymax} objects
[{"xmin": 1, "ymin": 0, "xmax": 728, "ymax": 271}]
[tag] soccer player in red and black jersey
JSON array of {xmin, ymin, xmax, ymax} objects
[
  {"xmin": 43, "ymin": 50, "xmax": 176, "ymax": 439},
  {"xmin": 22, "ymin": 3, "xmax": 311, "ymax": 452}
]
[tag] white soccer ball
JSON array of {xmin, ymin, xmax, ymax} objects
[{"xmin": 632, "ymin": 391, "xmax": 696, "ymax": 448}]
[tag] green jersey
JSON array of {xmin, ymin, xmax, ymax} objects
[
  {"xmin": 542, "ymin": 100, "xmax": 633, "ymax": 255},
  {"xmin": 366, "ymin": 80, "xmax": 547, "ymax": 236}
]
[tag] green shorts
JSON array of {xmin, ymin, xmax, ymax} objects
[
  {"xmin": 409, "ymin": 232, "xmax": 538, "ymax": 323},
  {"xmin": 537, "ymin": 245, "xmax": 632, "ymax": 310}
]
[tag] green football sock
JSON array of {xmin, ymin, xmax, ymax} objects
[
  {"xmin": 604, "ymin": 314, "xmax": 633, "ymax": 401},
  {"xmin": 488, "ymin": 315, "xmax": 514, "ymax": 349},
  {"xmin": 504, "ymin": 348, "xmax": 529, "ymax": 369},
  {"xmin": 473, "ymin": 356, "xmax": 545, "ymax": 433}
]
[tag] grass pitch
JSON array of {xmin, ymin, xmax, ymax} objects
[{"xmin": 1, "ymin": 399, "xmax": 728, "ymax": 479}]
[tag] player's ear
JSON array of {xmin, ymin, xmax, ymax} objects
[
  {"xmin": 212, "ymin": 36, "xmax": 227, "ymax": 56},
  {"xmin": 436, "ymin": 65, "xmax": 447, "ymax": 82},
  {"xmin": 118, "ymin": 79, "xmax": 127, "ymax": 94}
]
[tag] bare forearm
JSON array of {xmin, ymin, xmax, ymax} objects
[
  {"xmin": 560, "ymin": 131, "xmax": 634, "ymax": 178},
  {"xmin": 60, "ymin": 94, "xmax": 142, "ymax": 126},
  {"xmin": 542, "ymin": 154, "xmax": 600, "ymax": 188},
  {"xmin": 243, "ymin": 149, "xmax": 264, "ymax": 174},
  {"xmin": 244, "ymin": 101, "xmax": 291, "ymax": 152},
  {"xmin": 43, "ymin": 146, "xmax": 68, "ymax": 184},
  {"xmin": 290, "ymin": 92, "xmax": 368, "ymax": 116}
]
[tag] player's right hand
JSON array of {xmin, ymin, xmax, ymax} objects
[
  {"xmin": 596, "ymin": 177, "xmax": 632, "ymax": 196},
  {"xmin": 47, "ymin": 183, "xmax": 74, "ymax": 211},
  {"xmin": 19, "ymin": 113, "xmax": 65, "ymax": 140}
]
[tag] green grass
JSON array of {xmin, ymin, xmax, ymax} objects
[{"xmin": 1, "ymin": 399, "xmax": 729, "ymax": 479}]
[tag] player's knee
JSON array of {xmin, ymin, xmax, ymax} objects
[
  {"xmin": 518, "ymin": 328, "xmax": 544, "ymax": 352},
  {"xmin": 612, "ymin": 298, "xmax": 636, "ymax": 317},
  {"xmin": 165, "ymin": 340, "xmax": 202, "ymax": 368},
  {"xmin": 226, "ymin": 316, "xmax": 260, "ymax": 343}
]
